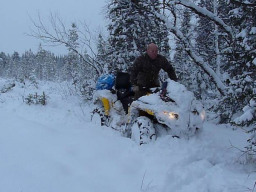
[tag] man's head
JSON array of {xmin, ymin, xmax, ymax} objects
[{"xmin": 147, "ymin": 43, "xmax": 158, "ymax": 60}]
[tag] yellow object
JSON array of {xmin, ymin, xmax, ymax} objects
[
  {"xmin": 101, "ymin": 97, "xmax": 110, "ymax": 116},
  {"xmin": 145, "ymin": 109, "xmax": 154, "ymax": 116}
]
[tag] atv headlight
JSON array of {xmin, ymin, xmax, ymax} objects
[{"xmin": 163, "ymin": 111, "xmax": 179, "ymax": 120}]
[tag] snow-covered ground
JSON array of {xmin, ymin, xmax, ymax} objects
[{"xmin": 0, "ymin": 78, "xmax": 255, "ymax": 192}]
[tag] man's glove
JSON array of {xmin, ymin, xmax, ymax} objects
[{"xmin": 131, "ymin": 86, "xmax": 139, "ymax": 92}]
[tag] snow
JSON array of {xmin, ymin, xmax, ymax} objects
[
  {"xmin": 130, "ymin": 80, "xmax": 204, "ymax": 138},
  {"xmin": 250, "ymin": 27, "xmax": 256, "ymax": 35},
  {"xmin": 253, "ymin": 58, "xmax": 256, "ymax": 66},
  {"xmin": 234, "ymin": 98, "xmax": 256, "ymax": 124},
  {"xmin": 171, "ymin": 0, "xmax": 234, "ymax": 38},
  {"xmin": 0, "ymin": 78, "xmax": 255, "ymax": 192}
]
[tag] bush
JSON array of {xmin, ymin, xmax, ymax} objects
[
  {"xmin": 1, "ymin": 82, "xmax": 15, "ymax": 93},
  {"xmin": 25, "ymin": 92, "xmax": 47, "ymax": 105}
]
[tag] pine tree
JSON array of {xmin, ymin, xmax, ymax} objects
[
  {"xmin": 96, "ymin": 33, "xmax": 112, "ymax": 74},
  {"xmin": 107, "ymin": 0, "xmax": 142, "ymax": 72},
  {"xmin": 226, "ymin": 0, "xmax": 256, "ymax": 161},
  {"xmin": 192, "ymin": 0, "xmax": 236, "ymax": 113},
  {"xmin": 9, "ymin": 52, "xmax": 21, "ymax": 79},
  {"xmin": 194, "ymin": 0, "xmax": 221, "ymax": 101},
  {"xmin": 35, "ymin": 44, "xmax": 46, "ymax": 80},
  {"xmin": 63, "ymin": 23, "xmax": 80, "ymax": 84},
  {"xmin": 107, "ymin": 0, "xmax": 170, "ymax": 72},
  {"xmin": 21, "ymin": 50, "xmax": 36, "ymax": 80},
  {"xmin": 173, "ymin": 8, "xmax": 200, "ymax": 96},
  {"xmin": 0, "ymin": 52, "xmax": 9, "ymax": 77},
  {"xmin": 216, "ymin": 0, "xmax": 256, "ymax": 123}
]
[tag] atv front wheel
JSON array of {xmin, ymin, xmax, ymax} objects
[{"xmin": 131, "ymin": 116, "xmax": 156, "ymax": 145}]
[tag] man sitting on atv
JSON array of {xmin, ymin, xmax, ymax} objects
[
  {"xmin": 130, "ymin": 43, "xmax": 177, "ymax": 99},
  {"xmin": 130, "ymin": 43, "xmax": 178, "ymax": 99}
]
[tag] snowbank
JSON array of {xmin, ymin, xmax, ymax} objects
[{"xmin": 0, "ymin": 78, "xmax": 255, "ymax": 192}]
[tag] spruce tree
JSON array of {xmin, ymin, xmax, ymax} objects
[
  {"xmin": 173, "ymin": 8, "xmax": 200, "ymax": 96},
  {"xmin": 21, "ymin": 50, "xmax": 36, "ymax": 80},
  {"xmin": 10, "ymin": 52, "xmax": 21, "ymax": 79},
  {"xmin": 216, "ymin": 1, "xmax": 256, "ymax": 123},
  {"xmin": 63, "ymin": 23, "xmax": 80, "ymax": 83},
  {"xmin": 0, "ymin": 52, "xmax": 9, "ymax": 77},
  {"xmin": 96, "ymin": 34, "xmax": 112, "ymax": 74},
  {"xmin": 106, "ymin": 0, "xmax": 170, "ymax": 72}
]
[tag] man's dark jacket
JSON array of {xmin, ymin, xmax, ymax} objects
[{"xmin": 130, "ymin": 54, "xmax": 177, "ymax": 88}]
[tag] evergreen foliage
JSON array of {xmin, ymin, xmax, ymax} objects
[
  {"xmin": 95, "ymin": 33, "xmax": 112, "ymax": 74},
  {"xmin": 25, "ymin": 92, "xmax": 47, "ymax": 106},
  {"xmin": 214, "ymin": 0, "xmax": 256, "ymax": 124},
  {"xmin": 106, "ymin": 0, "xmax": 170, "ymax": 72},
  {"xmin": 173, "ymin": 7, "xmax": 202, "ymax": 98}
]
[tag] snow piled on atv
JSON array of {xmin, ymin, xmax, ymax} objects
[{"xmin": 130, "ymin": 79, "xmax": 205, "ymax": 138}]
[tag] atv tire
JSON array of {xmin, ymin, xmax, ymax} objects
[
  {"xmin": 91, "ymin": 108, "xmax": 109, "ymax": 126},
  {"xmin": 131, "ymin": 116, "xmax": 156, "ymax": 145}
]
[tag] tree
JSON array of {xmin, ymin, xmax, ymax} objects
[
  {"xmin": 227, "ymin": 1, "xmax": 256, "ymax": 161},
  {"xmin": 193, "ymin": 0, "xmax": 231, "ymax": 102},
  {"xmin": 106, "ymin": 0, "xmax": 171, "ymax": 72},
  {"xmin": 9, "ymin": 52, "xmax": 21, "ymax": 79},
  {"xmin": 213, "ymin": 0, "xmax": 256, "ymax": 123},
  {"xmin": 35, "ymin": 44, "xmax": 56, "ymax": 80},
  {"xmin": 29, "ymin": 13, "xmax": 103, "ymax": 77},
  {"xmin": 63, "ymin": 23, "xmax": 80, "ymax": 84},
  {"xmin": 29, "ymin": 13, "xmax": 108, "ymax": 99},
  {"xmin": 96, "ymin": 33, "xmax": 112, "ymax": 74},
  {"xmin": 0, "ymin": 52, "xmax": 9, "ymax": 77},
  {"xmin": 173, "ymin": 7, "xmax": 201, "ymax": 97},
  {"xmin": 162, "ymin": 0, "xmax": 229, "ymax": 95},
  {"xmin": 21, "ymin": 50, "xmax": 36, "ymax": 80}
]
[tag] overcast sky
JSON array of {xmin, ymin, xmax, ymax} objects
[{"xmin": 0, "ymin": 0, "xmax": 107, "ymax": 55}]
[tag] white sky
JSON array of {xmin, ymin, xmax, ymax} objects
[{"xmin": 0, "ymin": 0, "xmax": 107, "ymax": 55}]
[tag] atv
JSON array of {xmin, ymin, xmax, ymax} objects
[{"xmin": 91, "ymin": 73, "xmax": 205, "ymax": 145}]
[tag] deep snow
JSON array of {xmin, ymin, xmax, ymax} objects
[{"xmin": 0, "ymin": 78, "xmax": 255, "ymax": 192}]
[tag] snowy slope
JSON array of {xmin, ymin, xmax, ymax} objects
[{"xmin": 0, "ymin": 78, "xmax": 255, "ymax": 192}]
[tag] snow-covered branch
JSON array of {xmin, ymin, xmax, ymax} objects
[
  {"xmin": 230, "ymin": 0, "xmax": 256, "ymax": 7},
  {"xmin": 170, "ymin": 26, "xmax": 227, "ymax": 95},
  {"xmin": 159, "ymin": 8, "xmax": 228, "ymax": 94},
  {"xmin": 166, "ymin": 0, "xmax": 234, "ymax": 39}
]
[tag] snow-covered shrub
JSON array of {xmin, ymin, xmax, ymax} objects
[
  {"xmin": 79, "ymin": 79, "xmax": 96, "ymax": 101},
  {"xmin": 233, "ymin": 98, "xmax": 256, "ymax": 126},
  {"xmin": 0, "ymin": 82, "xmax": 15, "ymax": 93},
  {"xmin": 25, "ymin": 92, "xmax": 47, "ymax": 105}
]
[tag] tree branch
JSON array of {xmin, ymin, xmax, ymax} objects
[
  {"xmin": 230, "ymin": 0, "xmax": 256, "ymax": 7},
  {"xmin": 170, "ymin": 26, "xmax": 227, "ymax": 95},
  {"xmin": 166, "ymin": 0, "xmax": 234, "ymax": 39},
  {"xmin": 28, "ymin": 13, "xmax": 103, "ymax": 75}
]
